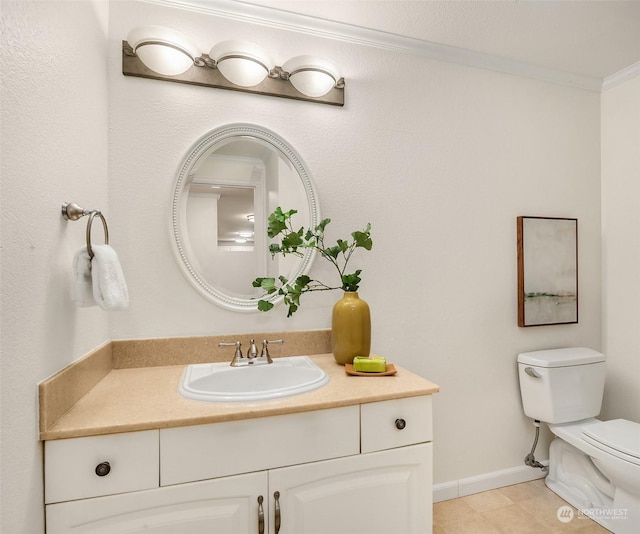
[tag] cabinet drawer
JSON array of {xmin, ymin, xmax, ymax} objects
[
  {"xmin": 361, "ymin": 396, "xmax": 432, "ymax": 453},
  {"xmin": 160, "ymin": 405, "xmax": 359, "ymax": 486},
  {"xmin": 45, "ymin": 430, "xmax": 159, "ymax": 504}
]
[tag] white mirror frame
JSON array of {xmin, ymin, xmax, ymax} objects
[{"xmin": 171, "ymin": 123, "xmax": 320, "ymax": 312}]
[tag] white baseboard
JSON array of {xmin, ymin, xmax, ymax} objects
[{"xmin": 433, "ymin": 462, "xmax": 549, "ymax": 503}]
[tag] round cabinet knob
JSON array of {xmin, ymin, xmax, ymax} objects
[
  {"xmin": 95, "ymin": 461, "xmax": 111, "ymax": 477},
  {"xmin": 395, "ymin": 418, "xmax": 407, "ymax": 430}
]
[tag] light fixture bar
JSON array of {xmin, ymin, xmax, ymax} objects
[{"xmin": 122, "ymin": 41, "xmax": 344, "ymax": 107}]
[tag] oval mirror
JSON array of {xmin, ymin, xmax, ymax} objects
[{"xmin": 171, "ymin": 123, "xmax": 320, "ymax": 311}]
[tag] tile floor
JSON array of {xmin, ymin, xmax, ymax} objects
[{"xmin": 433, "ymin": 479, "xmax": 612, "ymax": 533}]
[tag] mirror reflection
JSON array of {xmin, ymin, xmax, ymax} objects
[{"xmin": 172, "ymin": 124, "xmax": 320, "ymax": 311}]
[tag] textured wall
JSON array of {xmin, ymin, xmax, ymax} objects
[
  {"xmin": 601, "ymin": 76, "xmax": 640, "ymax": 424},
  {"xmin": 0, "ymin": 1, "xmax": 110, "ymax": 532},
  {"xmin": 108, "ymin": 1, "xmax": 601, "ymax": 485},
  {"xmin": 0, "ymin": 1, "xmax": 611, "ymax": 531}
]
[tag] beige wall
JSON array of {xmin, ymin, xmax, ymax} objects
[
  {"xmin": 601, "ymin": 76, "xmax": 640, "ymax": 423},
  {"xmin": 107, "ymin": 1, "xmax": 601, "ymax": 486},
  {"xmin": 1, "ymin": 1, "xmax": 110, "ymax": 532},
  {"xmin": 4, "ymin": 0, "xmax": 630, "ymax": 531}
]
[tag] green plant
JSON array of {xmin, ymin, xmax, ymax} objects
[{"xmin": 252, "ymin": 207, "xmax": 373, "ymax": 317}]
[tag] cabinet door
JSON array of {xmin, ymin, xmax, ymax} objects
[
  {"xmin": 46, "ymin": 471, "xmax": 268, "ymax": 534},
  {"xmin": 268, "ymin": 443, "xmax": 432, "ymax": 534}
]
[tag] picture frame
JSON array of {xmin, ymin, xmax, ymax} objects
[{"xmin": 517, "ymin": 216, "xmax": 578, "ymax": 327}]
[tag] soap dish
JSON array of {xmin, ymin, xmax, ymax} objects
[{"xmin": 345, "ymin": 363, "xmax": 397, "ymax": 377}]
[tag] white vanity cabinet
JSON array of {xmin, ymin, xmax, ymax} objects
[{"xmin": 45, "ymin": 396, "xmax": 433, "ymax": 534}]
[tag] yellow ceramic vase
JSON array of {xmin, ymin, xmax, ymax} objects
[{"xmin": 331, "ymin": 292, "xmax": 371, "ymax": 365}]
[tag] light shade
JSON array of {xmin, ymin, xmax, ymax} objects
[
  {"xmin": 210, "ymin": 40, "xmax": 274, "ymax": 87},
  {"xmin": 127, "ymin": 26, "xmax": 200, "ymax": 76},
  {"xmin": 282, "ymin": 55, "xmax": 342, "ymax": 97}
]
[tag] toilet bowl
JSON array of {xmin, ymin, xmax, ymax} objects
[
  {"xmin": 517, "ymin": 348, "xmax": 640, "ymax": 534},
  {"xmin": 546, "ymin": 418, "xmax": 640, "ymax": 532}
]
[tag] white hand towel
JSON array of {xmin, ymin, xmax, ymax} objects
[
  {"xmin": 90, "ymin": 244, "xmax": 129, "ymax": 310},
  {"xmin": 72, "ymin": 247, "xmax": 96, "ymax": 307}
]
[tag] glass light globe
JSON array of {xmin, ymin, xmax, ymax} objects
[
  {"xmin": 127, "ymin": 26, "xmax": 200, "ymax": 76},
  {"xmin": 282, "ymin": 55, "xmax": 341, "ymax": 97},
  {"xmin": 210, "ymin": 40, "xmax": 274, "ymax": 87}
]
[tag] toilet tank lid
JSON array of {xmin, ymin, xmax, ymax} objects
[{"xmin": 517, "ymin": 347, "xmax": 604, "ymax": 367}]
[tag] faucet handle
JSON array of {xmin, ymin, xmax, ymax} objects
[
  {"xmin": 219, "ymin": 341, "xmax": 243, "ymax": 366},
  {"xmin": 261, "ymin": 339, "xmax": 283, "ymax": 363}
]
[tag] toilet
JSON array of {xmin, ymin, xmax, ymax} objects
[{"xmin": 517, "ymin": 347, "xmax": 640, "ymax": 534}]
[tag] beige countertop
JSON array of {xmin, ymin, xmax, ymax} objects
[{"xmin": 40, "ymin": 354, "xmax": 439, "ymax": 441}]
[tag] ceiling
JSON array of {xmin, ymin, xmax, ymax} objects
[{"xmin": 237, "ymin": 0, "xmax": 640, "ymax": 81}]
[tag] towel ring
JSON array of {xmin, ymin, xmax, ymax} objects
[
  {"xmin": 62, "ymin": 202, "xmax": 110, "ymax": 259},
  {"xmin": 86, "ymin": 211, "xmax": 109, "ymax": 259}
]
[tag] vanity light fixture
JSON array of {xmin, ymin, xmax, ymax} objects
[{"xmin": 122, "ymin": 26, "xmax": 344, "ymax": 106}]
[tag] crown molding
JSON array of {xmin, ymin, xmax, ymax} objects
[
  {"xmin": 141, "ymin": 0, "xmax": 605, "ymax": 92},
  {"xmin": 602, "ymin": 61, "xmax": 640, "ymax": 91}
]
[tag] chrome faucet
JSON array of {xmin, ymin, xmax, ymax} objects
[{"xmin": 220, "ymin": 338, "xmax": 284, "ymax": 366}]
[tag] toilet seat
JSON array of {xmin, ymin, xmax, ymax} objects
[{"xmin": 582, "ymin": 419, "xmax": 640, "ymax": 466}]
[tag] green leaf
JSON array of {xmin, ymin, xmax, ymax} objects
[
  {"xmin": 267, "ymin": 207, "xmax": 298, "ymax": 238},
  {"xmin": 294, "ymin": 274, "xmax": 311, "ymax": 288},
  {"xmin": 267, "ymin": 211, "xmax": 287, "ymax": 237},
  {"xmin": 352, "ymin": 224, "xmax": 373, "ymax": 250},
  {"xmin": 253, "ymin": 277, "xmax": 278, "ymax": 294},
  {"xmin": 342, "ymin": 270, "xmax": 362, "ymax": 292},
  {"xmin": 316, "ymin": 218, "xmax": 331, "ymax": 232},
  {"xmin": 257, "ymin": 299, "xmax": 274, "ymax": 311},
  {"xmin": 337, "ymin": 239, "xmax": 349, "ymax": 253},
  {"xmin": 282, "ymin": 231, "xmax": 303, "ymax": 249},
  {"xmin": 323, "ymin": 245, "xmax": 341, "ymax": 259}
]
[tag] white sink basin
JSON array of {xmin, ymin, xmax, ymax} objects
[{"xmin": 178, "ymin": 356, "xmax": 329, "ymax": 402}]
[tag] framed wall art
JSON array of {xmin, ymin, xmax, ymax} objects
[{"xmin": 517, "ymin": 216, "xmax": 578, "ymax": 327}]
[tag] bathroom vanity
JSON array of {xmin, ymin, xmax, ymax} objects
[{"xmin": 40, "ymin": 335, "xmax": 439, "ymax": 534}]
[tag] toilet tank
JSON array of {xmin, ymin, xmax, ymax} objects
[{"xmin": 517, "ymin": 347, "xmax": 605, "ymax": 424}]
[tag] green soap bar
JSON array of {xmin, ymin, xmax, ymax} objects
[{"xmin": 353, "ymin": 356, "xmax": 387, "ymax": 373}]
